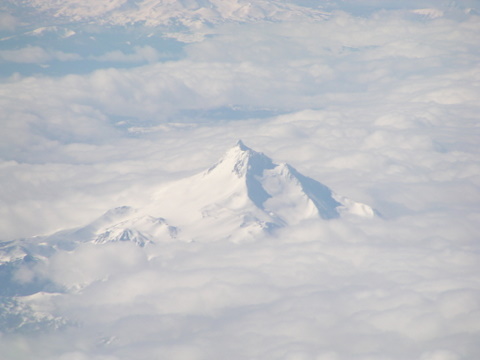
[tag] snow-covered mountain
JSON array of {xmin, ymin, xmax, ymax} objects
[
  {"xmin": 2, "ymin": 140, "xmax": 376, "ymax": 258},
  {"xmin": 0, "ymin": 206, "xmax": 177, "ymax": 267},
  {"xmin": 0, "ymin": 140, "xmax": 377, "ymax": 299},
  {"xmin": 0, "ymin": 140, "xmax": 377, "ymax": 333},
  {"xmin": 144, "ymin": 140, "xmax": 375, "ymax": 242},
  {"xmin": 48, "ymin": 205, "xmax": 178, "ymax": 248},
  {"xmin": 0, "ymin": 140, "xmax": 376, "ymax": 304},
  {"xmin": 17, "ymin": 0, "xmax": 329, "ymax": 28}
]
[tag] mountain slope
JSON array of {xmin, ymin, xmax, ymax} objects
[
  {"xmin": 145, "ymin": 140, "xmax": 376, "ymax": 241},
  {"xmin": 2, "ymin": 140, "xmax": 376, "ymax": 250},
  {"xmin": 43, "ymin": 206, "xmax": 178, "ymax": 248}
]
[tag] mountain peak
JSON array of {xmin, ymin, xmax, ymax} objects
[
  {"xmin": 235, "ymin": 139, "xmax": 249, "ymax": 151},
  {"xmin": 226, "ymin": 139, "xmax": 257, "ymax": 162},
  {"xmin": 207, "ymin": 140, "xmax": 275, "ymax": 179},
  {"xmin": 11, "ymin": 142, "xmax": 378, "ymax": 253}
]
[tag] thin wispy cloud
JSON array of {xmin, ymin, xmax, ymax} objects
[{"xmin": 0, "ymin": 46, "xmax": 81, "ymax": 63}]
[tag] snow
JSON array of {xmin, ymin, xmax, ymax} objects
[
  {"xmin": 142, "ymin": 140, "xmax": 376, "ymax": 242},
  {"xmin": 1, "ymin": 141, "xmax": 376, "ymax": 255},
  {"xmin": 93, "ymin": 215, "xmax": 177, "ymax": 246},
  {"xmin": 20, "ymin": 0, "xmax": 329, "ymax": 32}
]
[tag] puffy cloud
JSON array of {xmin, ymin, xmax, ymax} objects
[
  {"xmin": 2, "ymin": 10, "xmax": 478, "ymax": 163},
  {"xmin": 4, "ymin": 225, "xmax": 478, "ymax": 358}
]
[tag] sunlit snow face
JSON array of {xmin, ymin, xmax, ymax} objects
[{"xmin": 1, "ymin": 1, "xmax": 479, "ymax": 359}]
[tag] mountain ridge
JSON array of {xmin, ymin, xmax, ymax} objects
[
  {"xmin": 141, "ymin": 140, "xmax": 376, "ymax": 242},
  {"xmin": 2, "ymin": 140, "xmax": 377, "ymax": 254},
  {"xmin": 18, "ymin": 0, "xmax": 330, "ymax": 29}
]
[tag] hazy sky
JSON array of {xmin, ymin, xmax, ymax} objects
[{"xmin": 1, "ymin": 1, "xmax": 479, "ymax": 359}]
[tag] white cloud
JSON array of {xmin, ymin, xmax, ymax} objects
[
  {"xmin": 0, "ymin": 46, "xmax": 81, "ymax": 63},
  {"xmin": 89, "ymin": 46, "xmax": 162, "ymax": 63},
  {"xmin": 5, "ymin": 226, "xmax": 477, "ymax": 358},
  {"xmin": 1, "ymin": 2, "xmax": 480, "ymax": 359},
  {"xmin": 0, "ymin": 46, "xmax": 52, "ymax": 63}
]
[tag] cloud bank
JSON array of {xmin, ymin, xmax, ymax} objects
[{"xmin": 0, "ymin": 1, "xmax": 479, "ymax": 359}]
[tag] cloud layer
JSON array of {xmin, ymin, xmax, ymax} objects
[
  {"xmin": 0, "ymin": 1, "xmax": 479, "ymax": 359},
  {"xmin": 2, "ymin": 8, "xmax": 478, "ymax": 238},
  {"xmin": 3, "ymin": 226, "xmax": 480, "ymax": 359}
]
